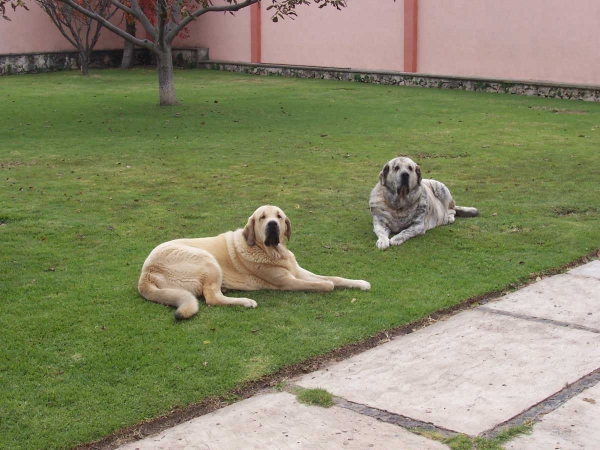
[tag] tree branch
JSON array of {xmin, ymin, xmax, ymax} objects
[
  {"xmin": 129, "ymin": 0, "xmax": 157, "ymax": 40},
  {"xmin": 57, "ymin": 0, "xmax": 156, "ymax": 51},
  {"xmin": 157, "ymin": 0, "xmax": 167, "ymax": 47},
  {"xmin": 166, "ymin": 0, "xmax": 259, "ymax": 43}
]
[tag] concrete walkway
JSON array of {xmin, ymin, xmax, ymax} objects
[{"xmin": 119, "ymin": 261, "xmax": 600, "ymax": 450}]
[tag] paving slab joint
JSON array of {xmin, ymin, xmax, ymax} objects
[
  {"xmin": 482, "ymin": 367, "xmax": 600, "ymax": 438},
  {"xmin": 479, "ymin": 307, "xmax": 600, "ymax": 334},
  {"xmin": 334, "ymin": 397, "xmax": 459, "ymax": 438}
]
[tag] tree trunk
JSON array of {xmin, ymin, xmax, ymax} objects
[
  {"xmin": 79, "ymin": 51, "xmax": 89, "ymax": 76},
  {"xmin": 157, "ymin": 49, "xmax": 177, "ymax": 106},
  {"xmin": 121, "ymin": 21, "xmax": 136, "ymax": 69}
]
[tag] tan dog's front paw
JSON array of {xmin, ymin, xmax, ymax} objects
[
  {"xmin": 241, "ymin": 298, "xmax": 258, "ymax": 308},
  {"xmin": 357, "ymin": 280, "xmax": 371, "ymax": 290},
  {"xmin": 376, "ymin": 237, "xmax": 390, "ymax": 250}
]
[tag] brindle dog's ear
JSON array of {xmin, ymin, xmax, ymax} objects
[
  {"xmin": 243, "ymin": 216, "xmax": 256, "ymax": 246},
  {"xmin": 284, "ymin": 217, "xmax": 292, "ymax": 241},
  {"xmin": 416, "ymin": 165, "xmax": 422, "ymax": 186},
  {"xmin": 379, "ymin": 163, "xmax": 390, "ymax": 186}
]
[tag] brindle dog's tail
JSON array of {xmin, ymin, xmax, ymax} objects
[{"xmin": 455, "ymin": 206, "xmax": 479, "ymax": 217}]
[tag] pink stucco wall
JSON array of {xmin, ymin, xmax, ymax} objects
[
  {"xmin": 2, "ymin": 1, "xmax": 600, "ymax": 87},
  {"xmin": 261, "ymin": 0, "xmax": 404, "ymax": 71},
  {"xmin": 178, "ymin": 5, "xmax": 251, "ymax": 63},
  {"xmin": 0, "ymin": 2, "xmax": 125, "ymax": 55},
  {"xmin": 418, "ymin": 0, "xmax": 600, "ymax": 85}
]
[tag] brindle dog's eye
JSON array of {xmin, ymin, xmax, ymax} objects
[
  {"xmin": 393, "ymin": 165, "xmax": 399, "ymax": 171},
  {"xmin": 409, "ymin": 166, "xmax": 414, "ymax": 172}
]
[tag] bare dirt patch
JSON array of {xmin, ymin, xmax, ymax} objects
[
  {"xmin": 1, "ymin": 161, "xmax": 26, "ymax": 170},
  {"xmin": 528, "ymin": 106, "xmax": 588, "ymax": 114}
]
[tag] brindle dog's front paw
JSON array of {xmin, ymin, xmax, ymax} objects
[
  {"xmin": 390, "ymin": 235, "xmax": 406, "ymax": 246},
  {"xmin": 376, "ymin": 237, "xmax": 390, "ymax": 250}
]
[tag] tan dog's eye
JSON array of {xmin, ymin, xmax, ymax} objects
[
  {"xmin": 260, "ymin": 215, "xmax": 265, "ymax": 220},
  {"xmin": 277, "ymin": 214, "xmax": 282, "ymax": 219}
]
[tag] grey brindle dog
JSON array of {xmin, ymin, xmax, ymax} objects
[{"xmin": 369, "ymin": 157, "xmax": 478, "ymax": 250}]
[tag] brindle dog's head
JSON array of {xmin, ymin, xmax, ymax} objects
[
  {"xmin": 243, "ymin": 205, "xmax": 292, "ymax": 247},
  {"xmin": 379, "ymin": 156, "xmax": 422, "ymax": 199}
]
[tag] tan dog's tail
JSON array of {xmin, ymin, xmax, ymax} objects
[
  {"xmin": 455, "ymin": 206, "xmax": 479, "ymax": 217},
  {"xmin": 138, "ymin": 274, "xmax": 199, "ymax": 320}
]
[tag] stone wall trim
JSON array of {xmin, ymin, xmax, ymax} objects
[
  {"xmin": 198, "ymin": 60, "xmax": 600, "ymax": 102},
  {"xmin": 0, "ymin": 47, "xmax": 208, "ymax": 75}
]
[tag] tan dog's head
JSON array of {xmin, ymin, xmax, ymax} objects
[
  {"xmin": 243, "ymin": 205, "xmax": 292, "ymax": 247},
  {"xmin": 379, "ymin": 156, "xmax": 422, "ymax": 198}
]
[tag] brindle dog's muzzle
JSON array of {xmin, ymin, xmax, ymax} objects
[{"xmin": 398, "ymin": 172, "xmax": 410, "ymax": 197}]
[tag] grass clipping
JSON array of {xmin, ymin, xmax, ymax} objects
[{"xmin": 294, "ymin": 388, "xmax": 334, "ymax": 408}]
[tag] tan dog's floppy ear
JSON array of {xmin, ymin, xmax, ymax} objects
[
  {"xmin": 416, "ymin": 164, "xmax": 422, "ymax": 186},
  {"xmin": 379, "ymin": 163, "xmax": 390, "ymax": 186},
  {"xmin": 284, "ymin": 217, "xmax": 292, "ymax": 241},
  {"xmin": 243, "ymin": 216, "xmax": 256, "ymax": 246}
]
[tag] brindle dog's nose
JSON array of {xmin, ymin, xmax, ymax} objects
[{"xmin": 401, "ymin": 172, "xmax": 410, "ymax": 184}]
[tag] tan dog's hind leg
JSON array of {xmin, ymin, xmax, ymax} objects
[
  {"xmin": 139, "ymin": 248, "xmax": 257, "ymax": 319},
  {"xmin": 203, "ymin": 281, "xmax": 258, "ymax": 308},
  {"xmin": 200, "ymin": 257, "xmax": 257, "ymax": 308},
  {"xmin": 138, "ymin": 274, "xmax": 199, "ymax": 320}
]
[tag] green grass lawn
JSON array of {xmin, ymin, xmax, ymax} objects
[{"xmin": 1, "ymin": 68, "xmax": 599, "ymax": 449}]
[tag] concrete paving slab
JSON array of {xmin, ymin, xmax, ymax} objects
[
  {"xmin": 506, "ymin": 381, "xmax": 600, "ymax": 450},
  {"xmin": 484, "ymin": 274, "xmax": 600, "ymax": 331},
  {"xmin": 117, "ymin": 392, "xmax": 448, "ymax": 450},
  {"xmin": 297, "ymin": 310, "xmax": 600, "ymax": 436},
  {"xmin": 568, "ymin": 260, "xmax": 600, "ymax": 280}
]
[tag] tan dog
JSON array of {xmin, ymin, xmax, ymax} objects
[
  {"xmin": 138, "ymin": 205, "xmax": 371, "ymax": 319},
  {"xmin": 369, "ymin": 157, "xmax": 479, "ymax": 249}
]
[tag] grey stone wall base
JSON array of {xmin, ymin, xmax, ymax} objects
[
  {"xmin": 198, "ymin": 61, "xmax": 600, "ymax": 102},
  {"xmin": 0, "ymin": 47, "xmax": 208, "ymax": 75},
  {"xmin": 4, "ymin": 51, "xmax": 598, "ymax": 102}
]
